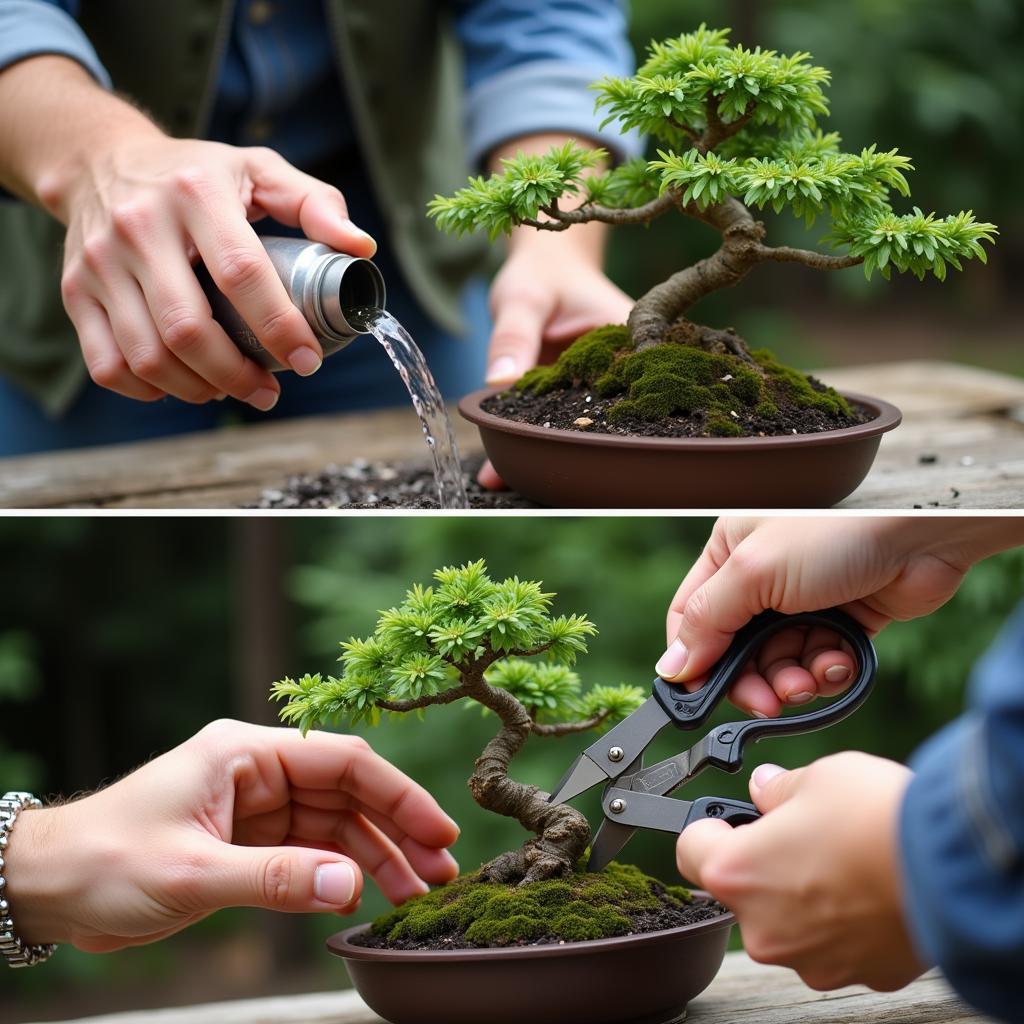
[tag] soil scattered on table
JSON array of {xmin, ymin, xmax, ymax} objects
[
  {"xmin": 352, "ymin": 862, "xmax": 728, "ymax": 951},
  {"xmin": 246, "ymin": 455, "xmax": 536, "ymax": 509}
]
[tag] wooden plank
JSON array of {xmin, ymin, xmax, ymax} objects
[
  {"xmin": 0, "ymin": 406, "xmax": 481, "ymax": 509},
  {"xmin": 24, "ymin": 989, "xmax": 379, "ymax": 1024},
  {"xmin": 0, "ymin": 360, "xmax": 1021, "ymax": 508},
  {"xmin": 840, "ymin": 411, "xmax": 1024, "ymax": 509},
  {"xmin": 33, "ymin": 951, "xmax": 988, "ymax": 1024},
  {"xmin": 687, "ymin": 957, "xmax": 989, "ymax": 1024},
  {"xmin": 821, "ymin": 360, "xmax": 1024, "ymax": 418}
]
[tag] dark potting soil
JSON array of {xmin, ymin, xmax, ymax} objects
[
  {"xmin": 245, "ymin": 455, "xmax": 537, "ymax": 509},
  {"xmin": 482, "ymin": 382, "xmax": 868, "ymax": 439},
  {"xmin": 351, "ymin": 891, "xmax": 727, "ymax": 952}
]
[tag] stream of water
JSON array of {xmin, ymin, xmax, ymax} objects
[{"xmin": 357, "ymin": 308, "xmax": 469, "ymax": 509}]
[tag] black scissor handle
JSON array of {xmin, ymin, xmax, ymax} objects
[
  {"xmin": 651, "ymin": 608, "xmax": 876, "ymax": 772},
  {"xmin": 685, "ymin": 796, "xmax": 761, "ymax": 829}
]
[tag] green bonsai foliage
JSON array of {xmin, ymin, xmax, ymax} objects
[
  {"xmin": 371, "ymin": 862, "xmax": 693, "ymax": 947},
  {"xmin": 429, "ymin": 24, "xmax": 996, "ymax": 431},
  {"xmin": 271, "ymin": 560, "xmax": 644, "ymax": 884}
]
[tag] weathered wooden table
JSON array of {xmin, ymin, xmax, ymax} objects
[
  {"xmin": 1, "ymin": 359, "xmax": 1021, "ymax": 508},
  {"xmin": 34, "ymin": 952, "xmax": 991, "ymax": 1024}
]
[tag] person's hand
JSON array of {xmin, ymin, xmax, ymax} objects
[
  {"xmin": 476, "ymin": 229, "xmax": 632, "ymax": 490},
  {"xmin": 656, "ymin": 517, "xmax": 986, "ymax": 718},
  {"xmin": 54, "ymin": 132, "xmax": 376, "ymax": 409},
  {"xmin": 5, "ymin": 720, "xmax": 459, "ymax": 953},
  {"xmin": 676, "ymin": 752, "xmax": 925, "ymax": 992}
]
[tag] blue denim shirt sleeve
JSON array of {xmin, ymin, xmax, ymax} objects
[
  {"xmin": 900, "ymin": 601, "xmax": 1024, "ymax": 1024},
  {"xmin": 0, "ymin": 0, "xmax": 110, "ymax": 86},
  {"xmin": 454, "ymin": 0, "xmax": 644, "ymax": 168}
]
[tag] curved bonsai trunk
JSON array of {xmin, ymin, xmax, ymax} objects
[
  {"xmin": 627, "ymin": 199, "xmax": 766, "ymax": 355},
  {"xmin": 468, "ymin": 685, "xmax": 591, "ymax": 885}
]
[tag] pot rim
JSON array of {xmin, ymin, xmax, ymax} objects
[
  {"xmin": 328, "ymin": 894, "xmax": 734, "ymax": 964},
  {"xmin": 458, "ymin": 387, "xmax": 901, "ymax": 451}
]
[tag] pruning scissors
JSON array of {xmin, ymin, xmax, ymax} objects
[{"xmin": 547, "ymin": 608, "xmax": 877, "ymax": 872}]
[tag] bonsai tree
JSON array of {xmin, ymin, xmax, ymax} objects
[
  {"xmin": 270, "ymin": 560, "xmax": 644, "ymax": 885},
  {"xmin": 428, "ymin": 24, "xmax": 997, "ymax": 435}
]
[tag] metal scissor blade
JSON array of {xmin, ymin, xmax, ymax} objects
[
  {"xmin": 586, "ymin": 818, "xmax": 638, "ymax": 872},
  {"xmin": 547, "ymin": 753, "xmax": 609, "ymax": 805},
  {"xmin": 549, "ymin": 695, "xmax": 672, "ymax": 805}
]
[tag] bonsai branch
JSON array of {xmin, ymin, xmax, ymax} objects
[
  {"xmin": 627, "ymin": 199, "xmax": 865, "ymax": 351},
  {"xmin": 467, "ymin": 675, "xmax": 591, "ymax": 884},
  {"xmin": 754, "ymin": 244, "xmax": 865, "ymax": 270},
  {"xmin": 696, "ymin": 97, "xmax": 757, "ymax": 155},
  {"xmin": 531, "ymin": 712, "xmax": 610, "ymax": 736},
  {"xmin": 376, "ymin": 684, "xmax": 472, "ymax": 713},
  {"xmin": 519, "ymin": 190, "xmax": 681, "ymax": 232}
]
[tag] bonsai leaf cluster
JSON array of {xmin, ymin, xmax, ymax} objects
[
  {"xmin": 271, "ymin": 560, "xmax": 645, "ymax": 884},
  {"xmin": 428, "ymin": 24, "xmax": 997, "ymax": 436}
]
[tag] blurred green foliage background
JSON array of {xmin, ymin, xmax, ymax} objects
[
  {"xmin": 2, "ymin": 516, "xmax": 1023, "ymax": 1021},
  {"xmin": 608, "ymin": 0, "xmax": 1022, "ymax": 375}
]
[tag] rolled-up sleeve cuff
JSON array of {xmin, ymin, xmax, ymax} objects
[
  {"xmin": 0, "ymin": 1, "xmax": 110, "ymax": 87},
  {"xmin": 900, "ymin": 713, "xmax": 1024, "ymax": 1022},
  {"xmin": 465, "ymin": 59, "xmax": 644, "ymax": 170}
]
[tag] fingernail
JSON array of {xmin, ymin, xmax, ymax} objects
[
  {"xmin": 752, "ymin": 763, "xmax": 785, "ymax": 789},
  {"xmin": 245, "ymin": 387, "xmax": 279, "ymax": 412},
  {"xmin": 824, "ymin": 665, "xmax": 851, "ymax": 684},
  {"xmin": 315, "ymin": 862, "xmax": 356, "ymax": 905},
  {"xmin": 442, "ymin": 850, "xmax": 460, "ymax": 875},
  {"xmin": 751, "ymin": 710, "xmax": 770, "ymax": 720},
  {"xmin": 655, "ymin": 638, "xmax": 688, "ymax": 679},
  {"xmin": 214, "ymin": 392, "xmax": 227, "ymax": 401},
  {"xmin": 445, "ymin": 813, "xmax": 461, "ymax": 838},
  {"xmin": 342, "ymin": 218, "xmax": 377, "ymax": 253},
  {"xmin": 288, "ymin": 346, "xmax": 322, "ymax": 377},
  {"xmin": 486, "ymin": 356, "xmax": 519, "ymax": 386},
  {"xmin": 787, "ymin": 691, "xmax": 815, "ymax": 705}
]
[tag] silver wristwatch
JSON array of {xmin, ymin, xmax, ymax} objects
[{"xmin": 0, "ymin": 792, "xmax": 57, "ymax": 967}]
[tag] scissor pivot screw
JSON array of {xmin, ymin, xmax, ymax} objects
[
  {"xmin": 609, "ymin": 798, "xmax": 626, "ymax": 814},
  {"xmin": 608, "ymin": 746, "xmax": 624, "ymax": 762}
]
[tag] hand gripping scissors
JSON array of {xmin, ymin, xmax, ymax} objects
[{"xmin": 546, "ymin": 608, "xmax": 877, "ymax": 871}]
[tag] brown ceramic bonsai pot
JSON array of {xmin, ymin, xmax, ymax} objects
[
  {"xmin": 327, "ymin": 899, "xmax": 734, "ymax": 1024},
  {"xmin": 458, "ymin": 387, "xmax": 901, "ymax": 509}
]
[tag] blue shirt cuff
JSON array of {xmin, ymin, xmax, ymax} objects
[
  {"xmin": 464, "ymin": 59, "xmax": 644, "ymax": 170},
  {"xmin": 0, "ymin": 0, "xmax": 111, "ymax": 87},
  {"xmin": 900, "ymin": 712, "xmax": 1024, "ymax": 1023}
]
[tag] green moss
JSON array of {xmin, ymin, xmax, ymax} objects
[
  {"xmin": 518, "ymin": 325, "xmax": 633, "ymax": 395},
  {"xmin": 665, "ymin": 884, "xmax": 693, "ymax": 906},
  {"xmin": 751, "ymin": 349, "xmax": 852, "ymax": 417},
  {"xmin": 512, "ymin": 324, "xmax": 853, "ymax": 435},
  {"xmin": 371, "ymin": 860, "xmax": 686, "ymax": 948},
  {"xmin": 704, "ymin": 413, "xmax": 743, "ymax": 437},
  {"xmin": 465, "ymin": 914, "xmax": 546, "ymax": 945}
]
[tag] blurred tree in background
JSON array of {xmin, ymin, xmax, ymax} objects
[
  {"xmin": 1, "ymin": 516, "xmax": 1023, "ymax": 1022},
  {"xmin": 610, "ymin": 0, "xmax": 1022, "ymax": 372}
]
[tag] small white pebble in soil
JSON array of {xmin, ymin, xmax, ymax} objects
[
  {"xmin": 792, "ymin": 428, "xmax": 798, "ymax": 434},
  {"xmin": 574, "ymin": 416, "xmax": 594, "ymax": 427},
  {"xmin": 729, "ymin": 410, "xmax": 738, "ymax": 418},
  {"xmin": 543, "ymin": 421, "xmax": 551, "ymax": 428},
  {"xmin": 960, "ymin": 455, "xmax": 976, "ymax": 467},
  {"xmin": 720, "ymin": 373, "xmax": 734, "ymax": 382},
  {"xmin": 585, "ymin": 395, "xmax": 592, "ymax": 403}
]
